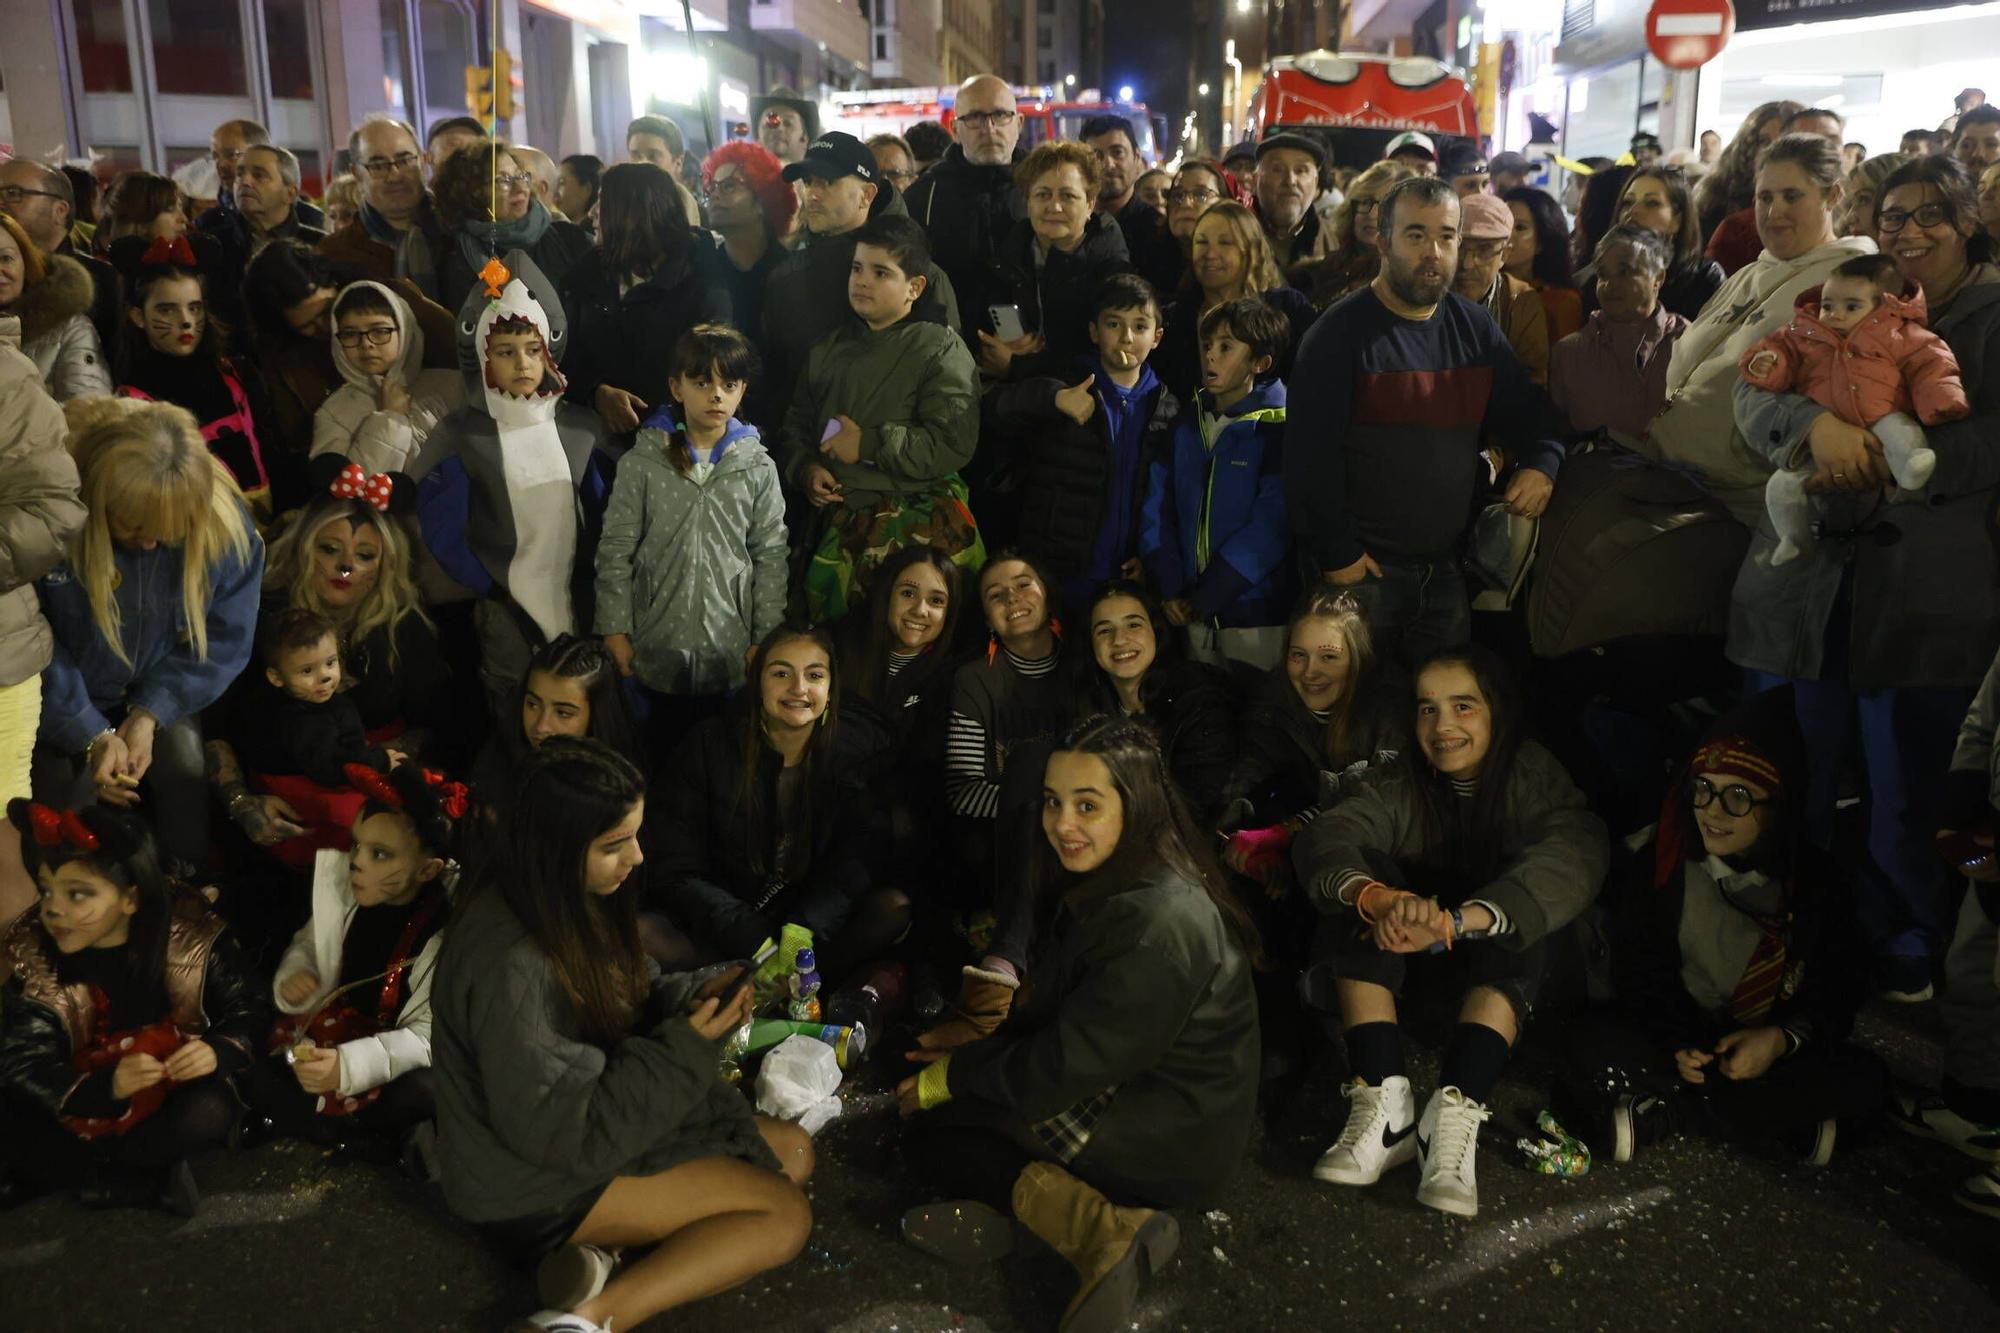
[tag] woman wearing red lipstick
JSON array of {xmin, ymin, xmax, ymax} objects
[{"xmin": 109, "ymin": 236, "xmax": 283, "ymax": 527}]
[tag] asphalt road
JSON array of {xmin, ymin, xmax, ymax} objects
[{"xmin": 4, "ymin": 1001, "xmax": 1995, "ymax": 1332}]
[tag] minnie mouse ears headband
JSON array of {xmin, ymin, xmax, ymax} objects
[
  {"xmin": 4, "ymin": 799, "xmax": 146, "ymax": 861},
  {"xmin": 107, "ymin": 233, "xmax": 213, "ymax": 295},
  {"xmin": 344, "ymin": 763, "xmax": 471, "ymax": 824},
  {"xmin": 306, "ymin": 453, "xmax": 415, "ymax": 517}
]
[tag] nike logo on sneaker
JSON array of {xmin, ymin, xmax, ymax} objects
[
  {"xmin": 1384, "ymin": 1123, "xmax": 1414, "ymax": 1147},
  {"xmin": 1417, "ymin": 1132, "xmax": 1430, "ymax": 1157}
]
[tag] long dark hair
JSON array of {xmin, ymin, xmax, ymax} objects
[
  {"xmin": 483, "ymin": 738, "xmax": 648, "ymax": 1047},
  {"xmin": 843, "ymin": 544, "xmax": 964, "ymax": 708},
  {"xmin": 598, "ymin": 162, "xmax": 694, "ymax": 281},
  {"xmin": 1028, "ymin": 715, "xmax": 1262, "ymax": 959},
  {"xmin": 734, "ymin": 622, "xmax": 841, "ymax": 875},
  {"xmin": 1878, "ymin": 153, "xmax": 1995, "ymax": 265},
  {"xmin": 1409, "ymin": 644, "xmax": 1526, "ymax": 881},
  {"xmin": 561, "ymin": 153, "xmax": 604, "ymax": 215},
  {"xmin": 242, "ymin": 240, "xmax": 367, "ymax": 346},
  {"xmin": 1573, "ymin": 166, "xmax": 1634, "ymax": 270},
  {"xmin": 1081, "ymin": 579, "xmax": 1189, "ymax": 713},
  {"xmin": 7, "ymin": 801, "xmax": 172, "ymax": 1001},
  {"xmin": 1500, "ymin": 186, "xmax": 1576, "ymax": 289},
  {"xmin": 504, "ymin": 634, "xmax": 642, "ymax": 771},
  {"xmin": 1617, "ymin": 166, "xmax": 1703, "ymax": 272},
  {"xmin": 114, "ymin": 260, "xmax": 226, "ymax": 375}
]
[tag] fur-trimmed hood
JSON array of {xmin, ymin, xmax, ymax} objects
[{"xmin": 8, "ymin": 255, "xmax": 96, "ymax": 345}]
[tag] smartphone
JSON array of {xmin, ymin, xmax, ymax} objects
[
  {"xmin": 688, "ymin": 960, "xmax": 751, "ymax": 1008},
  {"xmin": 1938, "ymin": 829, "xmax": 1996, "ymax": 871},
  {"xmin": 988, "ymin": 303, "xmax": 1026, "ymax": 342}
]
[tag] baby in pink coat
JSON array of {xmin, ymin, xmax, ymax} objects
[{"xmin": 1740, "ymin": 252, "xmax": 1970, "ymax": 564}]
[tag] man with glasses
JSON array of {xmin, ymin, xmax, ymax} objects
[
  {"xmin": 1083, "ymin": 114, "xmax": 1176, "ymax": 293},
  {"xmin": 0, "ymin": 158, "xmax": 121, "ymax": 350},
  {"xmin": 867, "ymin": 134, "xmax": 922, "ymax": 197},
  {"xmin": 904, "ymin": 73, "xmax": 1027, "ymax": 340},
  {"xmin": 198, "ymin": 143, "xmax": 327, "ymax": 343},
  {"xmin": 319, "ymin": 114, "xmax": 449, "ymax": 288},
  {"xmin": 760, "ymin": 132, "xmax": 958, "ymax": 426},
  {"xmin": 204, "ymin": 119, "xmax": 326, "ymax": 231}
]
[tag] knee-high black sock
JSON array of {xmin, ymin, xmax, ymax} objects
[
  {"xmin": 1343, "ymin": 1021, "xmax": 1406, "ymax": 1086},
  {"xmin": 1438, "ymin": 1023, "xmax": 1512, "ymax": 1106}
]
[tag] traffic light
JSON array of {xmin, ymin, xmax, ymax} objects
[
  {"xmin": 465, "ymin": 63, "xmax": 493, "ymax": 118},
  {"xmin": 494, "ymin": 48, "xmax": 516, "ymax": 121}
]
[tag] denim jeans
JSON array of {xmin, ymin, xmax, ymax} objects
[{"xmin": 1342, "ymin": 558, "xmax": 1473, "ymax": 670}]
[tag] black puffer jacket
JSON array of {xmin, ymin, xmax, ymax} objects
[
  {"xmin": 560, "ymin": 243, "xmax": 733, "ymax": 437},
  {"xmin": 903, "ymin": 144, "xmax": 1027, "ymax": 338},
  {"xmin": 649, "ymin": 708, "xmax": 874, "ymax": 957},
  {"xmin": 1083, "ymin": 657, "xmax": 1237, "ymax": 823},
  {"xmin": 1220, "ymin": 667, "xmax": 1411, "ymax": 828},
  {"xmin": 992, "ymin": 214, "xmax": 1132, "ymax": 367},
  {"xmin": 986, "ymin": 360, "xmax": 1179, "ymax": 593}
]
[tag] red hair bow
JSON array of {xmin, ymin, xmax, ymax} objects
[
  {"xmin": 26, "ymin": 803, "xmax": 99, "ymax": 851},
  {"xmin": 421, "ymin": 769, "xmax": 470, "ymax": 820},
  {"xmin": 330, "ymin": 462, "xmax": 395, "ymax": 513},
  {"xmin": 344, "ymin": 763, "xmax": 402, "ymax": 807},
  {"xmin": 140, "ymin": 234, "xmax": 198, "ymax": 268}
]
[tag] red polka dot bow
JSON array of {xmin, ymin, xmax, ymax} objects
[{"xmin": 330, "ymin": 462, "xmax": 395, "ymax": 512}]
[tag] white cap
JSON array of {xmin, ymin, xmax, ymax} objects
[{"xmin": 1384, "ymin": 130, "xmax": 1438, "ymax": 161}]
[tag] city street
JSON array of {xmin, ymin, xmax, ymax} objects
[{"xmin": 5, "ymin": 1000, "xmax": 1995, "ymax": 1331}]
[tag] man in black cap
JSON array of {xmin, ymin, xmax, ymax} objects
[
  {"xmin": 1487, "ymin": 151, "xmax": 1533, "ymax": 195},
  {"xmin": 761, "ymin": 132, "xmax": 959, "ymax": 423},
  {"xmin": 1629, "ymin": 131, "xmax": 1662, "ymax": 170},
  {"xmin": 753, "ymin": 87, "xmax": 819, "ymax": 166},
  {"xmin": 1253, "ymin": 131, "xmax": 1328, "ymax": 268},
  {"xmin": 1439, "ymin": 146, "xmax": 1490, "ymax": 198}
]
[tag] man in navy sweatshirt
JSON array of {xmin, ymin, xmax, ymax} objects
[{"xmin": 1285, "ymin": 174, "xmax": 1562, "ymax": 667}]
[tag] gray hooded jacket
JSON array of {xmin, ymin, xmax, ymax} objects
[{"xmin": 310, "ymin": 280, "xmax": 465, "ymax": 476}]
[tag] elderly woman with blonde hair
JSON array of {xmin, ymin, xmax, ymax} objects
[{"xmin": 32, "ymin": 397, "xmax": 263, "ymax": 868}]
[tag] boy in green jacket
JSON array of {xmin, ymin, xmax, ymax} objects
[{"xmin": 781, "ymin": 214, "xmax": 984, "ymax": 619}]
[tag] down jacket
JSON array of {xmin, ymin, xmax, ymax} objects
[
  {"xmin": 6, "ymin": 256, "xmax": 112, "ymax": 402},
  {"xmin": 273, "ymin": 849, "xmax": 445, "ymax": 1099},
  {"xmin": 430, "ymin": 885, "xmax": 777, "ymax": 1225},
  {"xmin": 592, "ymin": 409, "xmax": 787, "ymax": 694},
  {"xmin": 309, "ymin": 280, "xmax": 465, "ymax": 475},
  {"xmin": 0, "ymin": 317, "xmax": 84, "ymax": 687},
  {"xmin": 1738, "ymin": 285, "xmax": 1970, "ymax": 428}
]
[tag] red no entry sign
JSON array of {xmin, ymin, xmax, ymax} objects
[{"xmin": 1646, "ymin": 0, "xmax": 1736, "ymax": 69}]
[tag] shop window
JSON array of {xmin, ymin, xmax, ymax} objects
[
  {"xmin": 418, "ymin": 0, "xmax": 477, "ymax": 119},
  {"xmin": 264, "ymin": 0, "xmax": 315, "ymax": 101},
  {"xmin": 75, "ymin": 0, "xmax": 135, "ymax": 94},
  {"xmin": 378, "ymin": 0, "xmax": 410, "ymax": 113},
  {"xmin": 148, "ymin": 0, "xmax": 250, "ymax": 97}
]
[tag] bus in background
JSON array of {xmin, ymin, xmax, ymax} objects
[
  {"xmin": 1246, "ymin": 51, "xmax": 1478, "ymax": 167},
  {"xmin": 828, "ymin": 85, "xmax": 1168, "ymax": 161}
]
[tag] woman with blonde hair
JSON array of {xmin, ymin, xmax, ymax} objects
[
  {"xmin": 32, "ymin": 398, "xmax": 262, "ymax": 868},
  {"xmin": 204, "ymin": 453, "xmax": 449, "ymax": 852},
  {"xmin": 1838, "ymin": 152, "xmax": 1911, "ymax": 238},
  {"xmin": 1159, "ymin": 199, "xmax": 1317, "ymax": 398},
  {"xmin": 1297, "ymin": 160, "xmax": 1416, "ymax": 307}
]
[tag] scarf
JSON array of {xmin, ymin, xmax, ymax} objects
[{"xmin": 455, "ymin": 197, "xmax": 554, "ymax": 276}]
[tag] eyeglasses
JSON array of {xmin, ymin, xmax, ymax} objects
[
  {"xmin": 957, "ymin": 110, "xmax": 1018, "ymax": 130},
  {"xmin": 1166, "ymin": 188, "xmax": 1221, "ymax": 206},
  {"xmin": 1352, "ymin": 198, "xmax": 1382, "ymax": 214},
  {"xmin": 705, "ymin": 175, "xmax": 750, "ymax": 198},
  {"xmin": 335, "ymin": 326, "xmax": 398, "ymax": 348},
  {"xmin": 0, "ymin": 185, "xmax": 63, "ymax": 207},
  {"xmin": 1691, "ymin": 777, "xmax": 1777, "ymax": 818},
  {"xmin": 1878, "ymin": 203, "xmax": 1950, "ymax": 233},
  {"xmin": 361, "ymin": 153, "xmax": 421, "ymax": 177},
  {"xmin": 211, "ymin": 147, "xmax": 246, "ymax": 164},
  {"xmin": 496, "ymin": 172, "xmax": 534, "ymax": 190},
  {"xmin": 881, "ymin": 168, "xmax": 918, "ymax": 185}
]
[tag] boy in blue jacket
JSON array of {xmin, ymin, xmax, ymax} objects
[{"xmin": 1139, "ymin": 298, "xmax": 1293, "ymax": 671}]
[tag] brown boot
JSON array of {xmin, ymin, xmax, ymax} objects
[
  {"xmin": 1009, "ymin": 1161, "xmax": 1180, "ymax": 1333},
  {"xmin": 914, "ymin": 965, "xmax": 1018, "ymax": 1050}
]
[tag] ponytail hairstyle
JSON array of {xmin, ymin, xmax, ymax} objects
[
  {"xmin": 843, "ymin": 543, "xmax": 964, "ymax": 708},
  {"xmin": 1284, "ymin": 585, "xmax": 1380, "ymax": 769},
  {"xmin": 1408, "ymin": 643, "xmax": 1528, "ymax": 882},
  {"xmin": 481, "ymin": 738, "xmax": 648, "ymax": 1047},
  {"xmin": 63, "ymin": 397, "xmax": 254, "ymax": 667},
  {"xmin": 7, "ymin": 800, "xmax": 172, "ymax": 998},
  {"xmin": 734, "ymin": 622, "xmax": 841, "ymax": 874},
  {"xmin": 1028, "ymin": 714, "xmax": 1262, "ymax": 960}
]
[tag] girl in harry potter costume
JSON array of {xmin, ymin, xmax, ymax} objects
[{"xmin": 0, "ymin": 800, "xmax": 265, "ymax": 1216}]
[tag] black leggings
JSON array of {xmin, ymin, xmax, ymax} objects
[
  {"xmin": 242, "ymin": 1057, "xmax": 436, "ymax": 1146},
  {"xmin": 0, "ymin": 1076, "xmax": 237, "ymax": 1189}
]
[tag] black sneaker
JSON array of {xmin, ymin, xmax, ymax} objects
[{"xmin": 1610, "ymin": 1092, "xmax": 1684, "ymax": 1163}]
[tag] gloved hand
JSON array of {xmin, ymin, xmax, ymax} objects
[
  {"xmin": 753, "ymin": 923, "xmax": 815, "ymax": 990},
  {"xmin": 1224, "ymin": 824, "xmax": 1295, "ymax": 885}
]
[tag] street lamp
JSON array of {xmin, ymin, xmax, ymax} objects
[
  {"xmin": 1198, "ymin": 82, "xmax": 1211, "ymax": 96},
  {"xmin": 1065, "ymin": 73, "xmax": 1076, "ymax": 87},
  {"xmin": 1236, "ymin": 0, "xmax": 1251, "ymax": 12},
  {"xmin": 1118, "ymin": 84, "xmax": 1134, "ymax": 101}
]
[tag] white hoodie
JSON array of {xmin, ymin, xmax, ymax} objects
[{"xmin": 310, "ymin": 280, "xmax": 464, "ymax": 476}]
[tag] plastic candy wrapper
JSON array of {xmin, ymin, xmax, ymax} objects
[
  {"xmin": 718, "ymin": 1019, "xmax": 751, "ymax": 1086},
  {"xmin": 1515, "ymin": 1109, "xmax": 1591, "ymax": 1178},
  {"xmin": 755, "ymin": 1033, "xmax": 845, "ymax": 1129}
]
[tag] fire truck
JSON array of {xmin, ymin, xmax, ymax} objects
[
  {"xmin": 1246, "ymin": 51, "xmax": 1479, "ymax": 167},
  {"xmin": 829, "ymin": 86, "xmax": 1171, "ymax": 161}
]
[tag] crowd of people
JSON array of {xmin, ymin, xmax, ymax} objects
[{"xmin": 0, "ymin": 72, "xmax": 1997, "ymax": 1333}]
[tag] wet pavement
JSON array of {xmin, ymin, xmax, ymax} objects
[{"xmin": 4, "ymin": 1000, "xmax": 1997, "ymax": 1331}]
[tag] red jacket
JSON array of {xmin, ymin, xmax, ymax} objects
[{"xmin": 1737, "ymin": 285, "xmax": 1971, "ymax": 427}]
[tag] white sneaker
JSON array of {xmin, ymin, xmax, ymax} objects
[
  {"xmin": 1800, "ymin": 1118, "xmax": 1836, "ymax": 1167},
  {"xmin": 1892, "ymin": 1089, "xmax": 2000, "ymax": 1162},
  {"xmin": 536, "ymin": 1243, "xmax": 618, "ymax": 1312},
  {"xmin": 509, "ymin": 1313, "xmax": 610, "ymax": 1333},
  {"xmin": 1416, "ymin": 1086, "xmax": 1492, "ymax": 1218},
  {"xmin": 1313, "ymin": 1076, "xmax": 1417, "ymax": 1186},
  {"xmin": 1955, "ymin": 1164, "xmax": 2000, "ymax": 1218}
]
